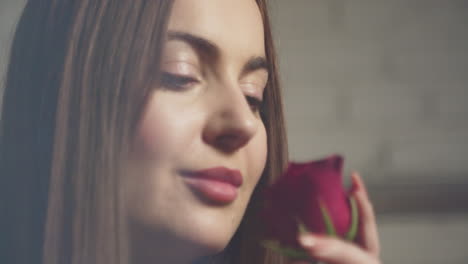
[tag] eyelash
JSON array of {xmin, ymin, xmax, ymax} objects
[
  {"xmin": 246, "ymin": 96, "xmax": 264, "ymax": 114},
  {"xmin": 160, "ymin": 72, "xmax": 264, "ymax": 114},
  {"xmin": 160, "ymin": 72, "xmax": 199, "ymax": 90}
]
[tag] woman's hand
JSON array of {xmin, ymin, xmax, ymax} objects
[{"xmin": 291, "ymin": 172, "xmax": 382, "ymax": 264}]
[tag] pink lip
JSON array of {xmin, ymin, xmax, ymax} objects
[{"xmin": 182, "ymin": 167, "xmax": 243, "ymax": 204}]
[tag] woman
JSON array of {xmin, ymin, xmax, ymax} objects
[{"xmin": 0, "ymin": 0, "xmax": 381, "ymax": 263}]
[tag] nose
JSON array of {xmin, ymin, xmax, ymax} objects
[{"xmin": 202, "ymin": 83, "xmax": 259, "ymax": 153}]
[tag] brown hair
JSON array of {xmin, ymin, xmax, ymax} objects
[{"xmin": 0, "ymin": 1, "xmax": 288, "ymax": 263}]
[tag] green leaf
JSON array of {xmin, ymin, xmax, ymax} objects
[
  {"xmin": 319, "ymin": 199, "xmax": 337, "ymax": 237},
  {"xmin": 345, "ymin": 196, "xmax": 359, "ymax": 241}
]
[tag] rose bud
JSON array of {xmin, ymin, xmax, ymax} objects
[{"xmin": 260, "ymin": 154, "xmax": 358, "ymax": 260}]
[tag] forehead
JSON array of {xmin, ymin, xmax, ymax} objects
[{"xmin": 167, "ymin": 0, "xmax": 265, "ymax": 58}]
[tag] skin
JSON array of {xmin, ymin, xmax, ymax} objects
[
  {"xmin": 125, "ymin": 0, "xmax": 382, "ymax": 263},
  {"xmin": 125, "ymin": 0, "xmax": 268, "ymax": 263}
]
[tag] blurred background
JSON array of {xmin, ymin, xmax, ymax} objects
[
  {"xmin": 1, "ymin": 0, "xmax": 467, "ymax": 263},
  {"xmin": 268, "ymin": 1, "xmax": 468, "ymax": 263}
]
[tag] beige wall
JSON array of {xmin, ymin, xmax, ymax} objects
[
  {"xmin": 269, "ymin": 0, "xmax": 468, "ymax": 183},
  {"xmin": 268, "ymin": 2, "xmax": 468, "ymax": 262},
  {"xmin": 1, "ymin": 0, "xmax": 467, "ymax": 263}
]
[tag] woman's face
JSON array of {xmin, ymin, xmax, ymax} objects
[{"xmin": 126, "ymin": 0, "xmax": 268, "ymax": 261}]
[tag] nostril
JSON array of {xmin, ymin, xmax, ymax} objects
[
  {"xmin": 217, "ymin": 134, "xmax": 237, "ymax": 150},
  {"xmin": 216, "ymin": 133, "xmax": 249, "ymax": 153}
]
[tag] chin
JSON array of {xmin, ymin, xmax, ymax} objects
[{"xmin": 180, "ymin": 215, "xmax": 239, "ymax": 256}]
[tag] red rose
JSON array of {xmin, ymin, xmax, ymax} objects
[{"xmin": 260, "ymin": 154, "xmax": 358, "ymax": 259}]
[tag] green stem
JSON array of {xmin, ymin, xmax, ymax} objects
[
  {"xmin": 345, "ymin": 196, "xmax": 359, "ymax": 241},
  {"xmin": 319, "ymin": 199, "xmax": 337, "ymax": 237}
]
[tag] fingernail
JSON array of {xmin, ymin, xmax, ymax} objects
[{"xmin": 299, "ymin": 234, "xmax": 316, "ymax": 248}]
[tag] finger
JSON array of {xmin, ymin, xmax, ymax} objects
[
  {"xmin": 351, "ymin": 172, "xmax": 381, "ymax": 257},
  {"xmin": 297, "ymin": 233, "xmax": 381, "ymax": 264}
]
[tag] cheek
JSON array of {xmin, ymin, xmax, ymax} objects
[
  {"xmin": 249, "ymin": 124, "xmax": 268, "ymax": 185},
  {"xmin": 133, "ymin": 111, "xmax": 172, "ymax": 160},
  {"xmin": 133, "ymin": 94, "xmax": 196, "ymax": 161}
]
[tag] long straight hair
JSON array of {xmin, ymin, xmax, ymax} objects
[{"xmin": 0, "ymin": 1, "xmax": 288, "ymax": 263}]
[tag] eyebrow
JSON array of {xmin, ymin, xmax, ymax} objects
[
  {"xmin": 166, "ymin": 30, "xmax": 270, "ymax": 76},
  {"xmin": 241, "ymin": 56, "xmax": 269, "ymax": 76}
]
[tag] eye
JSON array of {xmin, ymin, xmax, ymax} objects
[
  {"xmin": 245, "ymin": 96, "xmax": 264, "ymax": 114},
  {"xmin": 160, "ymin": 72, "xmax": 199, "ymax": 90}
]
